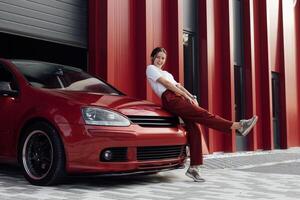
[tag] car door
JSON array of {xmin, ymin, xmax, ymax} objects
[{"xmin": 0, "ymin": 63, "xmax": 20, "ymax": 157}]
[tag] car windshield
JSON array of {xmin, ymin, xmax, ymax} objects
[{"xmin": 12, "ymin": 61, "xmax": 121, "ymax": 95}]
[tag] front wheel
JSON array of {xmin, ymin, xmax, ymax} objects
[{"xmin": 19, "ymin": 122, "xmax": 66, "ymax": 186}]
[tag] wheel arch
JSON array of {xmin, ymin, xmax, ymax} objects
[{"xmin": 17, "ymin": 118, "xmax": 67, "ymax": 165}]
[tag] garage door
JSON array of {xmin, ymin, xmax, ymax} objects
[{"xmin": 0, "ymin": 0, "xmax": 87, "ymax": 48}]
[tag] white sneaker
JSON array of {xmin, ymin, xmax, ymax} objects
[
  {"xmin": 185, "ymin": 166, "xmax": 205, "ymax": 182},
  {"xmin": 237, "ymin": 115, "xmax": 258, "ymax": 136}
]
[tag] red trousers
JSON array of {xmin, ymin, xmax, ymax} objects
[{"xmin": 161, "ymin": 90, "xmax": 233, "ymax": 165}]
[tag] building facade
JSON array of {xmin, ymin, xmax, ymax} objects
[
  {"xmin": 88, "ymin": 0, "xmax": 300, "ymax": 153},
  {"xmin": 1, "ymin": 0, "xmax": 300, "ymax": 154}
]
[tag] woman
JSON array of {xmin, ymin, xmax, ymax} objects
[{"xmin": 146, "ymin": 47, "xmax": 258, "ymax": 182}]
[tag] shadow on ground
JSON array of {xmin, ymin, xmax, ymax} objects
[{"xmin": 0, "ymin": 163, "xmax": 177, "ymax": 188}]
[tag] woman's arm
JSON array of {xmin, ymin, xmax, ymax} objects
[
  {"xmin": 176, "ymin": 83, "xmax": 198, "ymax": 106},
  {"xmin": 176, "ymin": 83, "xmax": 195, "ymax": 99},
  {"xmin": 157, "ymin": 77, "xmax": 197, "ymax": 104}
]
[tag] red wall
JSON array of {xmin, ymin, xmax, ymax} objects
[
  {"xmin": 88, "ymin": 0, "xmax": 300, "ymax": 153},
  {"xmin": 282, "ymin": 0, "xmax": 300, "ymax": 147},
  {"xmin": 204, "ymin": 0, "xmax": 235, "ymax": 153},
  {"xmin": 296, "ymin": 0, "xmax": 300, "ymax": 147},
  {"xmin": 89, "ymin": 0, "xmax": 183, "ymax": 103}
]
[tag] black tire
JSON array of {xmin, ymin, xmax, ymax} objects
[{"xmin": 18, "ymin": 122, "xmax": 66, "ymax": 186}]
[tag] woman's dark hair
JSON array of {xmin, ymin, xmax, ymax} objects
[{"xmin": 151, "ymin": 47, "xmax": 167, "ymax": 63}]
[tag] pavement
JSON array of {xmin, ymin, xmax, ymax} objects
[{"xmin": 1, "ymin": 148, "xmax": 300, "ymax": 200}]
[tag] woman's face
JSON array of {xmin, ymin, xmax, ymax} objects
[{"xmin": 153, "ymin": 51, "xmax": 166, "ymax": 69}]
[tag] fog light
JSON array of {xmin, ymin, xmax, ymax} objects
[{"xmin": 103, "ymin": 150, "xmax": 112, "ymax": 161}]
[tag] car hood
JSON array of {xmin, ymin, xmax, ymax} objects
[{"xmin": 52, "ymin": 90, "xmax": 172, "ymax": 117}]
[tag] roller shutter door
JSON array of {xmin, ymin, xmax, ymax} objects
[{"xmin": 0, "ymin": 0, "xmax": 87, "ymax": 48}]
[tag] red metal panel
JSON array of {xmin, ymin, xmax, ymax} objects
[
  {"xmin": 258, "ymin": 0, "xmax": 273, "ymax": 150},
  {"xmin": 206, "ymin": 0, "xmax": 217, "ymax": 153},
  {"xmin": 88, "ymin": 0, "xmax": 147, "ymax": 98},
  {"xmin": 228, "ymin": 0, "xmax": 237, "ymax": 152},
  {"xmin": 267, "ymin": 0, "xmax": 282, "ymax": 73},
  {"xmin": 247, "ymin": 0, "xmax": 273, "ymax": 150},
  {"xmin": 88, "ymin": 0, "xmax": 300, "ymax": 153},
  {"xmin": 106, "ymin": 0, "xmax": 138, "ymax": 97},
  {"xmin": 88, "ymin": 0, "xmax": 183, "ymax": 103},
  {"xmin": 277, "ymin": 0, "xmax": 288, "ymax": 149},
  {"xmin": 165, "ymin": 0, "xmax": 184, "ymax": 85},
  {"xmin": 242, "ymin": 0, "xmax": 257, "ymax": 150},
  {"xmin": 296, "ymin": 0, "xmax": 300, "ymax": 147},
  {"xmin": 252, "ymin": 0, "xmax": 264, "ymax": 150},
  {"xmin": 143, "ymin": 0, "xmax": 184, "ymax": 104},
  {"xmin": 282, "ymin": 0, "xmax": 300, "ymax": 147},
  {"xmin": 198, "ymin": 0, "xmax": 210, "ymax": 153},
  {"xmin": 204, "ymin": 0, "xmax": 235, "ymax": 153},
  {"xmin": 135, "ymin": 0, "xmax": 148, "ymax": 100},
  {"xmin": 219, "ymin": 1, "xmax": 236, "ymax": 152},
  {"xmin": 144, "ymin": 0, "xmax": 171, "ymax": 104},
  {"xmin": 265, "ymin": 0, "xmax": 287, "ymax": 149},
  {"xmin": 88, "ymin": 0, "xmax": 107, "ymax": 79}
]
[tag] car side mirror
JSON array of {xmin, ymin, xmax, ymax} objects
[{"xmin": 0, "ymin": 81, "xmax": 18, "ymax": 97}]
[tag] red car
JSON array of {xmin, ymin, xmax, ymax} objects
[{"xmin": 0, "ymin": 59, "xmax": 186, "ymax": 185}]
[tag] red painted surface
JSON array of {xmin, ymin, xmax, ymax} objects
[
  {"xmin": 282, "ymin": 0, "xmax": 300, "ymax": 147},
  {"xmin": 267, "ymin": 0, "xmax": 282, "ymax": 73},
  {"xmin": 277, "ymin": 0, "xmax": 288, "ymax": 149},
  {"xmin": 205, "ymin": 1, "xmax": 235, "ymax": 153},
  {"xmin": 242, "ymin": 0, "xmax": 257, "ymax": 150},
  {"xmin": 0, "ymin": 59, "xmax": 186, "ymax": 173},
  {"xmin": 89, "ymin": 0, "xmax": 183, "ymax": 104},
  {"xmin": 205, "ymin": 0, "xmax": 216, "ymax": 153},
  {"xmin": 88, "ymin": 0, "xmax": 107, "ymax": 79},
  {"xmin": 265, "ymin": 0, "xmax": 288, "ymax": 149},
  {"xmin": 198, "ymin": 0, "xmax": 210, "ymax": 154},
  {"xmin": 88, "ymin": 0, "xmax": 300, "ymax": 153},
  {"xmin": 258, "ymin": 0, "xmax": 273, "ymax": 150},
  {"xmin": 266, "ymin": 0, "xmax": 288, "ymax": 149},
  {"xmin": 245, "ymin": 0, "xmax": 271, "ymax": 150},
  {"xmin": 296, "ymin": 0, "xmax": 300, "ymax": 147}
]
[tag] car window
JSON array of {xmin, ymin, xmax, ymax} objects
[
  {"xmin": 0, "ymin": 64, "xmax": 18, "ymax": 91},
  {"xmin": 12, "ymin": 61, "xmax": 121, "ymax": 95}
]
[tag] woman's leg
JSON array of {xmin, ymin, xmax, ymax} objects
[
  {"xmin": 184, "ymin": 121, "xmax": 203, "ymax": 166},
  {"xmin": 162, "ymin": 91, "xmax": 233, "ymax": 132},
  {"xmin": 183, "ymin": 121, "xmax": 205, "ymax": 182}
]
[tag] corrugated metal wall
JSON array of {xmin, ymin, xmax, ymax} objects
[
  {"xmin": 88, "ymin": 0, "xmax": 300, "ymax": 153},
  {"xmin": 0, "ymin": 0, "xmax": 87, "ymax": 47}
]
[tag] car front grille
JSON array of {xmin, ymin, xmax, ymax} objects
[
  {"xmin": 127, "ymin": 116, "xmax": 179, "ymax": 127},
  {"xmin": 99, "ymin": 145, "xmax": 186, "ymax": 162},
  {"xmin": 137, "ymin": 145, "xmax": 185, "ymax": 161}
]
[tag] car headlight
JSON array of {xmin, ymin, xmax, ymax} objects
[{"xmin": 81, "ymin": 107, "xmax": 131, "ymax": 126}]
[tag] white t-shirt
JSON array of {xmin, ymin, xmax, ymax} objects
[{"xmin": 146, "ymin": 65, "xmax": 179, "ymax": 98}]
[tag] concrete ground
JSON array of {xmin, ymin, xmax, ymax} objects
[{"xmin": 1, "ymin": 148, "xmax": 300, "ymax": 200}]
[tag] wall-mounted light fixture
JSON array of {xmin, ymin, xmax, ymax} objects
[{"xmin": 183, "ymin": 32, "xmax": 189, "ymax": 45}]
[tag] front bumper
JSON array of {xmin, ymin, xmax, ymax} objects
[
  {"xmin": 70, "ymin": 164, "xmax": 186, "ymax": 178},
  {"xmin": 57, "ymin": 123, "xmax": 187, "ymax": 174}
]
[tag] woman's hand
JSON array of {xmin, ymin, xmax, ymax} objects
[
  {"xmin": 191, "ymin": 98, "xmax": 199, "ymax": 106},
  {"xmin": 184, "ymin": 95, "xmax": 198, "ymax": 106}
]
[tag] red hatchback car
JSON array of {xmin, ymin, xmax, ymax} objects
[{"xmin": 0, "ymin": 59, "xmax": 187, "ymax": 185}]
